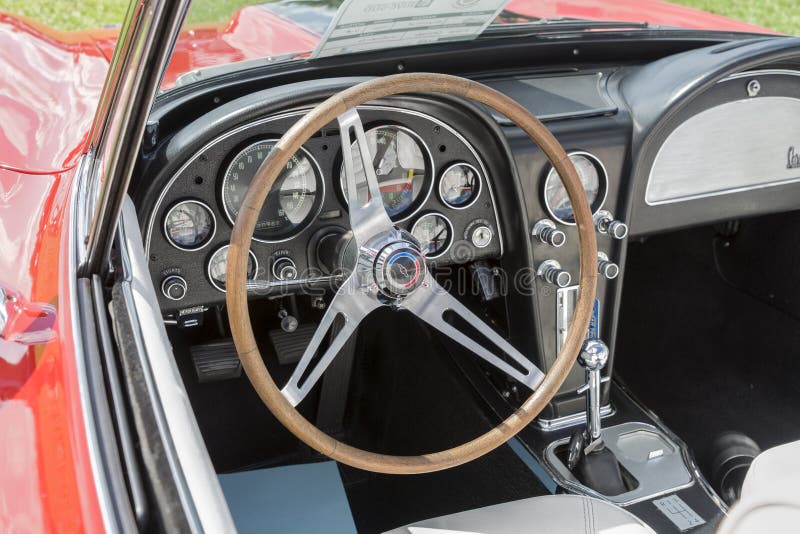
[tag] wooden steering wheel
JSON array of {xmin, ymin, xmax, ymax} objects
[{"xmin": 227, "ymin": 73, "xmax": 598, "ymax": 474}]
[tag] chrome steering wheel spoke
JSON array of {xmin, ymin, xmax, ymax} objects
[
  {"xmin": 338, "ymin": 108, "xmax": 395, "ymax": 247},
  {"xmin": 281, "ymin": 108, "xmax": 540, "ymax": 406},
  {"xmin": 281, "ymin": 274, "xmax": 380, "ymax": 406},
  {"xmin": 403, "ymin": 272, "xmax": 545, "ymax": 390}
]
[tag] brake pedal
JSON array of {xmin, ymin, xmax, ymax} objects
[
  {"xmin": 190, "ymin": 338, "xmax": 242, "ymax": 383},
  {"xmin": 269, "ymin": 323, "xmax": 318, "ymax": 365}
]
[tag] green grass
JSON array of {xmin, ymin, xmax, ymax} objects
[
  {"xmin": 0, "ymin": 0, "xmax": 797, "ymax": 35},
  {"xmin": 671, "ymin": 0, "xmax": 800, "ymax": 35}
]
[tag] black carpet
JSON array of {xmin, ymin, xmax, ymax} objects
[
  {"xmin": 340, "ymin": 308, "xmax": 548, "ymax": 533},
  {"xmin": 616, "ymin": 224, "xmax": 800, "ymax": 473}
]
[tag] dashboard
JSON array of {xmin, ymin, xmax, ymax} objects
[
  {"xmin": 143, "ymin": 104, "xmax": 508, "ymax": 313},
  {"xmin": 133, "ymin": 33, "xmax": 800, "ymax": 418}
]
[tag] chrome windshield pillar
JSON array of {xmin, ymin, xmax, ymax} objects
[{"xmin": 80, "ymin": 0, "xmax": 191, "ymax": 275}]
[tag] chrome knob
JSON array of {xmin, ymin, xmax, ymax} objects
[
  {"xmin": 537, "ymin": 260, "xmax": 571, "ymax": 288},
  {"xmin": 578, "ymin": 338, "xmax": 609, "ymax": 441},
  {"xmin": 161, "ymin": 275, "xmax": 187, "ymax": 301},
  {"xmin": 272, "ymin": 257, "xmax": 298, "ymax": 281},
  {"xmin": 594, "ymin": 210, "xmax": 628, "ymax": 240},
  {"xmin": 597, "ymin": 252, "xmax": 619, "ymax": 280},
  {"xmin": 532, "ymin": 219, "xmax": 566, "ymax": 248},
  {"xmin": 579, "ymin": 339, "xmax": 609, "ymax": 370}
]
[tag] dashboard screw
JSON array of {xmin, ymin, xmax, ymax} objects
[{"xmin": 747, "ymin": 79, "xmax": 761, "ymax": 97}]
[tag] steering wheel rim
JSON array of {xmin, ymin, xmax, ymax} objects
[{"xmin": 227, "ymin": 73, "xmax": 598, "ymax": 475}]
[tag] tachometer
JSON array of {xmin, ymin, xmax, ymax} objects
[
  {"xmin": 411, "ymin": 213, "xmax": 453, "ymax": 259},
  {"xmin": 163, "ymin": 200, "xmax": 216, "ymax": 250},
  {"xmin": 543, "ymin": 152, "xmax": 607, "ymax": 224},
  {"xmin": 439, "ymin": 162, "xmax": 481, "ymax": 208},
  {"xmin": 340, "ymin": 125, "xmax": 432, "ymax": 218},
  {"xmin": 207, "ymin": 245, "xmax": 258, "ymax": 292},
  {"xmin": 221, "ymin": 140, "xmax": 323, "ymax": 242}
]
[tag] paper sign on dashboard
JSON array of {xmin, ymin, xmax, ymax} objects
[{"xmin": 311, "ymin": 0, "xmax": 511, "ymax": 59}]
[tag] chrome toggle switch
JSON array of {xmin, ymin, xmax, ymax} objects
[
  {"xmin": 597, "ymin": 252, "xmax": 620, "ymax": 280},
  {"xmin": 594, "ymin": 210, "xmax": 629, "ymax": 240},
  {"xmin": 532, "ymin": 219, "xmax": 566, "ymax": 248},
  {"xmin": 537, "ymin": 260, "xmax": 571, "ymax": 288}
]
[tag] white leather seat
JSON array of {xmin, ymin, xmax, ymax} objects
[
  {"xmin": 384, "ymin": 494, "xmax": 655, "ymax": 534},
  {"xmin": 718, "ymin": 440, "xmax": 800, "ymax": 534}
]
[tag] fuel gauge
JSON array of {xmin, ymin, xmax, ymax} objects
[{"xmin": 411, "ymin": 213, "xmax": 453, "ymax": 259}]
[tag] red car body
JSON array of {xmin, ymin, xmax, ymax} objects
[{"xmin": 0, "ymin": 1, "xmax": 775, "ymax": 531}]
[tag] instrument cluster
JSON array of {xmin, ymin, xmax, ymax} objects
[{"xmin": 146, "ymin": 105, "xmax": 503, "ymax": 313}]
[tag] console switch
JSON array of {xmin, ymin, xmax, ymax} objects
[
  {"xmin": 532, "ymin": 219, "xmax": 566, "ymax": 248},
  {"xmin": 594, "ymin": 210, "xmax": 629, "ymax": 240},
  {"xmin": 537, "ymin": 260, "xmax": 571, "ymax": 288}
]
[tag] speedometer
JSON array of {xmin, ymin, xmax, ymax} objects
[
  {"xmin": 340, "ymin": 125, "xmax": 432, "ymax": 219},
  {"xmin": 543, "ymin": 152, "xmax": 607, "ymax": 224},
  {"xmin": 221, "ymin": 140, "xmax": 323, "ymax": 242}
]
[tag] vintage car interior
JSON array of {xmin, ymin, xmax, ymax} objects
[{"xmin": 103, "ymin": 13, "xmax": 800, "ymax": 532}]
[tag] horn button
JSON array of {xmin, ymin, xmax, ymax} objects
[{"xmin": 374, "ymin": 240, "xmax": 426, "ymax": 298}]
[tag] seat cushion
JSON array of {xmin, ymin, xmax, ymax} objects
[
  {"xmin": 718, "ymin": 440, "xmax": 800, "ymax": 534},
  {"xmin": 384, "ymin": 494, "xmax": 655, "ymax": 534}
]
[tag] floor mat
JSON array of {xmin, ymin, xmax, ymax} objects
[
  {"xmin": 219, "ymin": 461, "xmax": 356, "ymax": 534},
  {"xmin": 616, "ymin": 226, "xmax": 800, "ymax": 471}
]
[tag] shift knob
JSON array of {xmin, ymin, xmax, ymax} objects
[{"xmin": 579, "ymin": 339, "xmax": 609, "ymax": 371}]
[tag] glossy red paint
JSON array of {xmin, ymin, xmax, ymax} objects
[
  {"xmin": 0, "ymin": 167, "xmax": 104, "ymax": 533},
  {"xmin": 0, "ymin": 14, "xmax": 110, "ymax": 174},
  {"xmin": 0, "ymin": 1, "xmax": 776, "ymax": 531},
  {"xmin": 161, "ymin": 6, "xmax": 320, "ymax": 89}
]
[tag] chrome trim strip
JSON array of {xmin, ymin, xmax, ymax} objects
[
  {"xmin": 145, "ymin": 104, "xmax": 504, "ymax": 257},
  {"xmin": 118, "ymin": 198, "xmax": 235, "ymax": 532},
  {"xmin": 68, "ymin": 156, "xmax": 115, "ymax": 532},
  {"xmin": 535, "ymin": 404, "xmax": 615, "ymax": 431},
  {"xmin": 720, "ymin": 68, "xmax": 800, "ymax": 82}
]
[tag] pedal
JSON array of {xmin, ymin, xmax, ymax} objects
[
  {"xmin": 190, "ymin": 338, "xmax": 242, "ymax": 383},
  {"xmin": 269, "ymin": 323, "xmax": 318, "ymax": 365}
]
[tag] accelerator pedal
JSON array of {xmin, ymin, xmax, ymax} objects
[
  {"xmin": 269, "ymin": 323, "xmax": 318, "ymax": 365},
  {"xmin": 190, "ymin": 338, "xmax": 242, "ymax": 383}
]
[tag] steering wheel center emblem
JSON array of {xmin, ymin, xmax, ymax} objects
[{"xmin": 374, "ymin": 242, "xmax": 426, "ymax": 297}]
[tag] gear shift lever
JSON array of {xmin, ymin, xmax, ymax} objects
[
  {"xmin": 579, "ymin": 338, "xmax": 609, "ymax": 447},
  {"xmin": 567, "ymin": 338, "xmax": 627, "ymax": 496}
]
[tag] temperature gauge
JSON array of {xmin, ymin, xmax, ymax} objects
[
  {"xmin": 411, "ymin": 213, "xmax": 453, "ymax": 259},
  {"xmin": 439, "ymin": 163, "xmax": 481, "ymax": 208}
]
